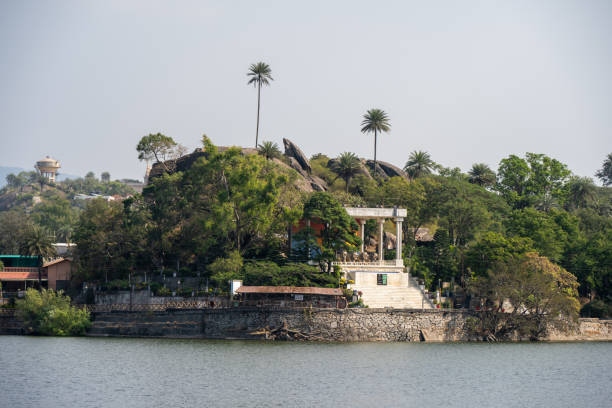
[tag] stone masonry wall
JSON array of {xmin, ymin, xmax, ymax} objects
[
  {"xmin": 87, "ymin": 308, "xmax": 610, "ymax": 341},
  {"xmin": 3, "ymin": 307, "xmax": 609, "ymax": 340}
]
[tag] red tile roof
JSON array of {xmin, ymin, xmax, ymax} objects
[
  {"xmin": 0, "ymin": 271, "xmax": 47, "ymax": 281},
  {"xmin": 236, "ymin": 286, "xmax": 343, "ymax": 296}
]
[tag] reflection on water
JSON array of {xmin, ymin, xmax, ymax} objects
[{"xmin": 1, "ymin": 336, "xmax": 610, "ymax": 408}]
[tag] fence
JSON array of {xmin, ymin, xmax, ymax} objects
[{"xmin": 86, "ymin": 299, "xmax": 230, "ymax": 313}]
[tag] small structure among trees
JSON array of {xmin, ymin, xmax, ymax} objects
[{"xmin": 236, "ymin": 286, "xmax": 347, "ymax": 308}]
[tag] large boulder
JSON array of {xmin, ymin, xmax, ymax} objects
[
  {"xmin": 365, "ymin": 160, "xmax": 408, "ymax": 179},
  {"xmin": 283, "ymin": 138, "xmax": 311, "ymax": 174},
  {"xmin": 148, "ymin": 149, "xmax": 207, "ymax": 179}
]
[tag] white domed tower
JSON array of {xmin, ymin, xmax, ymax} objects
[{"xmin": 36, "ymin": 156, "xmax": 61, "ymax": 183}]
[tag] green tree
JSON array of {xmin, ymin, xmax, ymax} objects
[
  {"xmin": 136, "ymin": 133, "xmax": 179, "ymax": 172},
  {"xmin": 468, "ymin": 253, "xmax": 579, "ymax": 341},
  {"xmin": 468, "ymin": 163, "xmax": 496, "ymax": 188},
  {"xmin": 16, "ymin": 288, "xmax": 91, "ymax": 335},
  {"xmin": 496, "ymin": 153, "xmax": 570, "ymax": 210},
  {"xmin": 5, "ymin": 172, "xmax": 28, "ymax": 191},
  {"xmin": 0, "ymin": 210, "xmax": 29, "ymax": 254},
  {"xmin": 209, "ymin": 250, "xmax": 244, "ymax": 291},
  {"xmin": 243, "ymin": 260, "xmax": 282, "ymax": 286},
  {"xmin": 101, "ymin": 172, "xmax": 111, "ymax": 183},
  {"xmin": 595, "ymin": 152, "xmax": 612, "ymax": 186},
  {"xmin": 563, "ymin": 176, "xmax": 597, "ymax": 211},
  {"xmin": 564, "ymin": 209, "xmax": 611, "ymax": 303},
  {"xmin": 301, "ymin": 192, "xmax": 360, "ymax": 272},
  {"xmin": 258, "ymin": 141, "xmax": 282, "ymax": 160},
  {"xmin": 428, "ymin": 177, "xmax": 503, "ymax": 247},
  {"xmin": 495, "ymin": 154, "xmax": 531, "ymax": 208},
  {"xmin": 247, "ymin": 62, "xmax": 274, "ymax": 148},
  {"xmin": 330, "ymin": 152, "xmax": 362, "ymax": 192},
  {"xmin": 29, "ymin": 195, "xmax": 79, "ymax": 243},
  {"xmin": 178, "ymin": 137, "xmax": 291, "ymax": 261},
  {"xmin": 526, "ymin": 153, "xmax": 571, "ymax": 211},
  {"xmin": 73, "ymin": 199, "xmax": 128, "ymax": 283},
  {"xmin": 464, "ymin": 232, "xmax": 534, "ymax": 277},
  {"xmin": 310, "ymin": 154, "xmax": 337, "ymax": 186},
  {"xmin": 421, "ymin": 228, "xmax": 457, "ymax": 287},
  {"xmin": 505, "ymin": 208, "xmax": 568, "ymax": 262},
  {"xmin": 404, "ymin": 150, "xmax": 437, "ymax": 179},
  {"xmin": 360, "ymin": 108, "xmax": 390, "ymax": 176}
]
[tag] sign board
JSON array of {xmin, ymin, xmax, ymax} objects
[{"xmin": 294, "ymin": 294, "xmax": 304, "ymax": 301}]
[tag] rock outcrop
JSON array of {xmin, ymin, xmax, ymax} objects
[
  {"xmin": 283, "ymin": 138, "xmax": 311, "ymax": 174},
  {"xmin": 148, "ymin": 148, "xmax": 207, "ymax": 179},
  {"xmin": 365, "ymin": 160, "xmax": 408, "ymax": 179}
]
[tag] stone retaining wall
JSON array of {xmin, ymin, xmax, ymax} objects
[
  {"xmin": 3, "ymin": 307, "xmax": 609, "ymax": 340},
  {"xmin": 87, "ymin": 308, "xmax": 612, "ymax": 342}
]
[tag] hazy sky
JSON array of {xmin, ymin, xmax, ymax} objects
[{"xmin": 1, "ymin": 0, "xmax": 610, "ymax": 182}]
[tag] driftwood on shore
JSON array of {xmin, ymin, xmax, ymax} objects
[{"xmin": 250, "ymin": 321, "xmax": 325, "ymax": 341}]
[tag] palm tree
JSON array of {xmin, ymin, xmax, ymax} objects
[
  {"xmin": 468, "ymin": 163, "xmax": 496, "ymax": 188},
  {"xmin": 404, "ymin": 150, "xmax": 436, "ymax": 179},
  {"xmin": 258, "ymin": 141, "xmax": 281, "ymax": 160},
  {"xmin": 360, "ymin": 108, "xmax": 390, "ymax": 175},
  {"xmin": 331, "ymin": 152, "xmax": 362, "ymax": 192},
  {"xmin": 19, "ymin": 225, "xmax": 57, "ymax": 288},
  {"xmin": 247, "ymin": 62, "xmax": 274, "ymax": 149}
]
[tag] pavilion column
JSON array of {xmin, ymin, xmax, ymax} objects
[
  {"xmin": 395, "ymin": 217, "xmax": 404, "ymax": 265},
  {"xmin": 378, "ymin": 218, "xmax": 384, "ymax": 263},
  {"xmin": 359, "ymin": 219, "xmax": 366, "ymax": 254}
]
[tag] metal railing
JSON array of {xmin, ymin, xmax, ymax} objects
[
  {"xmin": 86, "ymin": 300, "xmax": 230, "ymax": 313},
  {"xmin": 333, "ymin": 260, "xmax": 398, "ymax": 267}
]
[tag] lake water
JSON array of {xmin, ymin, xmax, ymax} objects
[{"xmin": 0, "ymin": 336, "xmax": 609, "ymax": 408}]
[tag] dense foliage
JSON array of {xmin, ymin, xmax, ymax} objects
[
  {"xmin": 467, "ymin": 253, "xmax": 580, "ymax": 340},
  {"xmin": 1, "ymin": 139, "xmax": 610, "ymax": 317},
  {"xmin": 16, "ymin": 288, "xmax": 91, "ymax": 336}
]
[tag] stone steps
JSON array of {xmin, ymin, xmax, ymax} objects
[{"xmin": 351, "ymin": 284, "xmax": 434, "ymax": 309}]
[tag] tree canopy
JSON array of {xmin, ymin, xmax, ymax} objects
[
  {"xmin": 136, "ymin": 133, "xmax": 182, "ymax": 172},
  {"xmin": 595, "ymin": 153, "xmax": 612, "ymax": 186},
  {"xmin": 404, "ymin": 150, "xmax": 437, "ymax": 179}
]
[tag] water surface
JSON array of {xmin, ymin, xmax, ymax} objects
[{"xmin": 1, "ymin": 336, "xmax": 609, "ymax": 408}]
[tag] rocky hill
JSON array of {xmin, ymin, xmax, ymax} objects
[{"xmin": 148, "ymin": 138, "xmax": 408, "ymax": 192}]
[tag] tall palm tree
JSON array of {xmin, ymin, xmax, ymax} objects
[
  {"xmin": 404, "ymin": 150, "xmax": 436, "ymax": 179},
  {"xmin": 360, "ymin": 108, "xmax": 390, "ymax": 175},
  {"xmin": 468, "ymin": 163, "xmax": 496, "ymax": 188},
  {"xmin": 331, "ymin": 152, "xmax": 362, "ymax": 192},
  {"xmin": 258, "ymin": 141, "xmax": 281, "ymax": 160},
  {"xmin": 19, "ymin": 225, "xmax": 57, "ymax": 288},
  {"xmin": 247, "ymin": 62, "xmax": 274, "ymax": 148}
]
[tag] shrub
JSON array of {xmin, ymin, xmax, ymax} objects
[{"xmin": 16, "ymin": 288, "xmax": 91, "ymax": 336}]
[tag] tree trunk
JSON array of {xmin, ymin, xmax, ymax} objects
[{"xmin": 255, "ymin": 81, "xmax": 261, "ymax": 148}]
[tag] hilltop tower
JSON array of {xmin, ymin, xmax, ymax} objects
[{"xmin": 35, "ymin": 156, "xmax": 61, "ymax": 183}]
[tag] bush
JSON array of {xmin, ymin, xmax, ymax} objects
[
  {"xmin": 156, "ymin": 286, "xmax": 171, "ymax": 296},
  {"xmin": 16, "ymin": 288, "xmax": 91, "ymax": 336}
]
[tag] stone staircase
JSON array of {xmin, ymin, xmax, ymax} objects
[{"xmin": 351, "ymin": 277, "xmax": 434, "ymax": 309}]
